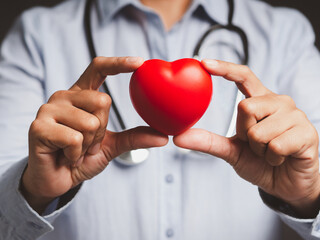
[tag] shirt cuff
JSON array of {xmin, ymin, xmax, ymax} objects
[
  {"xmin": 42, "ymin": 197, "xmax": 60, "ymax": 216},
  {"xmin": 259, "ymin": 188, "xmax": 320, "ymax": 239},
  {"xmin": 0, "ymin": 158, "xmax": 79, "ymax": 240}
]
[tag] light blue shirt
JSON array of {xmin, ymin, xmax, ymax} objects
[{"xmin": 1, "ymin": 0, "xmax": 320, "ymax": 239}]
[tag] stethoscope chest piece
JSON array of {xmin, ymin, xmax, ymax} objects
[{"xmin": 116, "ymin": 148, "xmax": 150, "ymax": 166}]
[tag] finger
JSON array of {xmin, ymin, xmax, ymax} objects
[
  {"xmin": 69, "ymin": 91, "xmax": 111, "ymax": 153},
  {"xmin": 49, "ymin": 90, "xmax": 111, "ymax": 127},
  {"xmin": 37, "ymin": 103, "xmax": 100, "ymax": 155},
  {"xmin": 29, "ymin": 119, "xmax": 83, "ymax": 164},
  {"xmin": 173, "ymin": 128, "xmax": 240, "ymax": 166},
  {"xmin": 70, "ymin": 56, "xmax": 144, "ymax": 91},
  {"xmin": 236, "ymin": 94, "xmax": 294, "ymax": 141},
  {"xmin": 265, "ymin": 125, "xmax": 315, "ymax": 166},
  {"xmin": 201, "ymin": 59, "xmax": 271, "ymax": 97},
  {"xmin": 247, "ymin": 110, "xmax": 297, "ymax": 157},
  {"xmin": 48, "ymin": 90, "xmax": 112, "ymax": 154},
  {"xmin": 103, "ymin": 127, "xmax": 169, "ymax": 160}
]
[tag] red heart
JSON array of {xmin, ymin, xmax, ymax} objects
[{"xmin": 129, "ymin": 58, "xmax": 213, "ymax": 135}]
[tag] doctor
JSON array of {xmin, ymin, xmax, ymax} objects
[{"xmin": 0, "ymin": 0, "xmax": 320, "ymax": 239}]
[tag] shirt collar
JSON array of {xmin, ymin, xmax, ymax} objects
[{"xmin": 96, "ymin": 0, "xmax": 229, "ymax": 25}]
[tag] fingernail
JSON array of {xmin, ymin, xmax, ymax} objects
[
  {"xmin": 126, "ymin": 56, "xmax": 143, "ymax": 64},
  {"xmin": 88, "ymin": 143, "xmax": 101, "ymax": 155},
  {"xmin": 202, "ymin": 59, "xmax": 219, "ymax": 68}
]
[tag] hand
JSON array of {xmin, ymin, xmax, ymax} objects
[
  {"xmin": 173, "ymin": 59, "xmax": 320, "ymax": 218},
  {"xmin": 22, "ymin": 57, "xmax": 168, "ymax": 213}
]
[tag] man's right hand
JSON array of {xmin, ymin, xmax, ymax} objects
[{"xmin": 21, "ymin": 57, "xmax": 169, "ymax": 213}]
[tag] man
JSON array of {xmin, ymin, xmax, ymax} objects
[{"xmin": 0, "ymin": 0, "xmax": 320, "ymax": 239}]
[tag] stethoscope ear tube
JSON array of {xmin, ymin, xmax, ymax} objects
[
  {"xmin": 193, "ymin": 0, "xmax": 249, "ymax": 66},
  {"xmin": 193, "ymin": 0, "xmax": 248, "ymax": 138},
  {"xmin": 84, "ymin": 0, "xmax": 126, "ymax": 130}
]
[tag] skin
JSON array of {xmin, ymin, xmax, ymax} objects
[
  {"xmin": 22, "ymin": 57, "xmax": 169, "ymax": 213},
  {"xmin": 21, "ymin": 0, "xmax": 320, "ymax": 219},
  {"xmin": 173, "ymin": 59, "xmax": 320, "ymax": 218},
  {"xmin": 140, "ymin": 0, "xmax": 191, "ymax": 30},
  {"xmin": 21, "ymin": 0, "xmax": 189, "ymax": 214}
]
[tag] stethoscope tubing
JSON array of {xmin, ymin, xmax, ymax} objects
[{"xmin": 84, "ymin": 0, "xmax": 248, "ymax": 165}]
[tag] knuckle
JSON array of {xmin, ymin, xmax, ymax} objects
[
  {"xmin": 85, "ymin": 116, "xmax": 100, "ymax": 132},
  {"xmin": 293, "ymin": 108, "xmax": 307, "ymax": 120},
  {"xmin": 37, "ymin": 104, "xmax": 52, "ymax": 117},
  {"xmin": 290, "ymin": 110, "xmax": 306, "ymax": 125},
  {"xmin": 306, "ymin": 123, "xmax": 319, "ymax": 145},
  {"xmin": 29, "ymin": 119, "xmax": 44, "ymax": 136},
  {"xmin": 241, "ymin": 65, "xmax": 251, "ymax": 75},
  {"xmin": 247, "ymin": 126, "xmax": 264, "ymax": 143},
  {"xmin": 279, "ymin": 95, "xmax": 295, "ymax": 107},
  {"xmin": 69, "ymin": 132, "xmax": 83, "ymax": 147},
  {"xmin": 48, "ymin": 90, "xmax": 68, "ymax": 102},
  {"xmin": 91, "ymin": 57, "xmax": 104, "ymax": 68},
  {"xmin": 95, "ymin": 93, "xmax": 112, "ymax": 109},
  {"xmin": 238, "ymin": 99, "xmax": 255, "ymax": 116},
  {"xmin": 268, "ymin": 140, "xmax": 283, "ymax": 155}
]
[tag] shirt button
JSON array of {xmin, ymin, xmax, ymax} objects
[
  {"xmin": 165, "ymin": 174, "xmax": 174, "ymax": 183},
  {"xmin": 166, "ymin": 228, "xmax": 174, "ymax": 238}
]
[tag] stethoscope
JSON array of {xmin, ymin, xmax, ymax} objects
[{"xmin": 84, "ymin": 0, "xmax": 249, "ymax": 166}]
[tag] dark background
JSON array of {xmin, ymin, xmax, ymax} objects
[{"xmin": 0, "ymin": 0, "xmax": 319, "ymax": 50}]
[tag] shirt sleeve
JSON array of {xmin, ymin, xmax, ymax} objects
[
  {"xmin": 261, "ymin": 9, "xmax": 320, "ymax": 240},
  {"xmin": 0, "ymin": 157, "xmax": 81, "ymax": 240},
  {"xmin": 0, "ymin": 9, "xmax": 77, "ymax": 240},
  {"xmin": 259, "ymin": 188, "xmax": 320, "ymax": 240}
]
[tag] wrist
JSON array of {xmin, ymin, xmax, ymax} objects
[
  {"xmin": 286, "ymin": 178, "xmax": 320, "ymax": 219},
  {"xmin": 19, "ymin": 166, "xmax": 55, "ymax": 214}
]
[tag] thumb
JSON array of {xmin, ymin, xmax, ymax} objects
[
  {"xmin": 173, "ymin": 128, "xmax": 241, "ymax": 164},
  {"xmin": 70, "ymin": 56, "xmax": 144, "ymax": 91},
  {"xmin": 103, "ymin": 126, "xmax": 169, "ymax": 160}
]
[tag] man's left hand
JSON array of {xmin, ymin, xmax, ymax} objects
[{"xmin": 173, "ymin": 59, "xmax": 320, "ymax": 218}]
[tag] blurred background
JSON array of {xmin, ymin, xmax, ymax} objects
[
  {"xmin": 0, "ymin": 1, "xmax": 315, "ymax": 239},
  {"xmin": 0, "ymin": 0, "xmax": 319, "ymax": 49}
]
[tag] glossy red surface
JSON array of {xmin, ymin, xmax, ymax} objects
[{"xmin": 130, "ymin": 58, "xmax": 213, "ymax": 135}]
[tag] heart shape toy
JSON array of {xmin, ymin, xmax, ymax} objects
[{"xmin": 130, "ymin": 58, "xmax": 213, "ymax": 135}]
